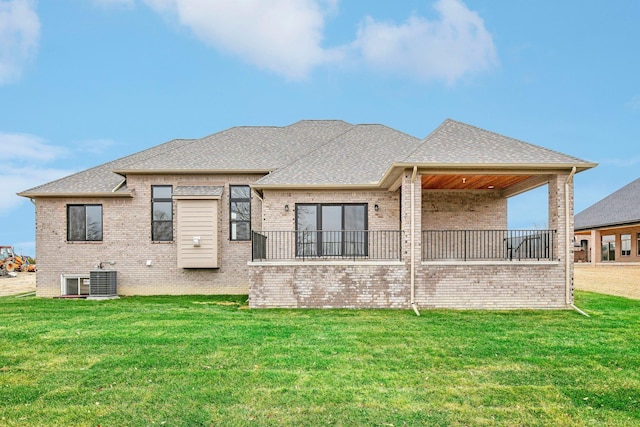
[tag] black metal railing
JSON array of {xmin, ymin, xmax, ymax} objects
[
  {"xmin": 251, "ymin": 230, "xmax": 402, "ymax": 261},
  {"xmin": 422, "ymin": 229, "xmax": 557, "ymax": 261}
]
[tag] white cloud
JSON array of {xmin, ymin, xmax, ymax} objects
[
  {"xmin": 353, "ymin": 0, "xmax": 497, "ymax": 83},
  {"xmin": 91, "ymin": 0, "xmax": 498, "ymax": 83},
  {"xmin": 1, "ymin": 132, "xmax": 68, "ymax": 162},
  {"xmin": 141, "ymin": 0, "xmax": 343, "ymax": 80},
  {"xmin": 627, "ymin": 95, "xmax": 640, "ymax": 112},
  {"xmin": 0, "ymin": 132, "xmax": 73, "ymax": 213},
  {"xmin": 0, "ymin": 0, "xmax": 40, "ymax": 85}
]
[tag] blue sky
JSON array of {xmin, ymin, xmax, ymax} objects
[{"xmin": 1, "ymin": 0, "xmax": 638, "ymax": 256}]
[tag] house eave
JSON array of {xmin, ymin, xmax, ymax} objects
[
  {"xmin": 251, "ymin": 183, "xmax": 382, "ymax": 191},
  {"xmin": 575, "ymin": 220, "xmax": 640, "ymax": 232},
  {"xmin": 112, "ymin": 168, "xmax": 273, "ymax": 175},
  {"xmin": 379, "ymin": 162, "xmax": 597, "ymax": 189},
  {"xmin": 396, "ymin": 161, "xmax": 596, "ymax": 171},
  {"xmin": 17, "ymin": 191, "xmax": 134, "ymax": 199}
]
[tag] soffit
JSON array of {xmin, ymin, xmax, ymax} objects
[{"xmin": 421, "ymin": 174, "xmax": 532, "ymax": 190}]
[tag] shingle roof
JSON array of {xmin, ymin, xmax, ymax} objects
[
  {"xmin": 18, "ymin": 138, "xmax": 194, "ymax": 195},
  {"xmin": 113, "ymin": 120, "xmax": 354, "ymax": 173},
  {"xmin": 575, "ymin": 177, "xmax": 640, "ymax": 230},
  {"xmin": 174, "ymin": 185, "xmax": 224, "ymax": 198},
  {"xmin": 255, "ymin": 124, "xmax": 422, "ymax": 186},
  {"xmin": 19, "ymin": 120, "xmax": 353, "ymax": 196},
  {"xmin": 404, "ymin": 119, "xmax": 592, "ymax": 166},
  {"xmin": 19, "ymin": 118, "xmax": 595, "ymax": 196}
]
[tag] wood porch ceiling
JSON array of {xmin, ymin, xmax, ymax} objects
[{"xmin": 421, "ymin": 174, "xmax": 532, "ymax": 190}]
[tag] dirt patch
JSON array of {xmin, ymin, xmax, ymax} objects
[
  {"xmin": 574, "ymin": 264, "xmax": 640, "ymax": 300},
  {"xmin": 0, "ymin": 272, "xmax": 36, "ymax": 296}
]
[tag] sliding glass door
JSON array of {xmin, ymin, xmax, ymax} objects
[{"xmin": 296, "ymin": 204, "xmax": 367, "ymax": 258}]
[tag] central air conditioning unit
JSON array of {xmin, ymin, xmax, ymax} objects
[{"xmin": 89, "ymin": 270, "xmax": 118, "ymax": 298}]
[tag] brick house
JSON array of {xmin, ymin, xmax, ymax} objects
[
  {"xmin": 19, "ymin": 119, "xmax": 595, "ymax": 309},
  {"xmin": 574, "ymin": 177, "xmax": 640, "ymax": 264}
]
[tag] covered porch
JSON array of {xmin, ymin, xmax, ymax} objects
[{"xmin": 248, "ymin": 166, "xmax": 575, "ymax": 309}]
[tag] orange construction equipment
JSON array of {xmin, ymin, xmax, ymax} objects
[{"xmin": 0, "ymin": 246, "xmax": 36, "ymax": 274}]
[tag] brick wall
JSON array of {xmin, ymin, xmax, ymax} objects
[
  {"xmin": 250, "ymin": 261, "xmax": 565, "ymax": 309},
  {"xmin": 250, "ymin": 263, "xmax": 408, "ymax": 308},
  {"xmin": 422, "ymin": 190, "xmax": 507, "ymax": 230},
  {"xmin": 34, "ymin": 173, "xmax": 263, "ymax": 297},
  {"xmin": 261, "ymin": 189, "xmax": 400, "ymax": 231},
  {"xmin": 414, "ymin": 263, "xmax": 564, "ymax": 309}
]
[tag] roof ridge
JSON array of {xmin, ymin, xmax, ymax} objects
[
  {"xmin": 287, "ymin": 119, "xmax": 352, "ymax": 126},
  {"xmin": 262, "ymin": 123, "xmax": 358, "ymax": 177},
  {"xmin": 401, "ymin": 118, "xmax": 451, "ymax": 161},
  {"xmin": 445, "ymin": 119, "xmax": 592, "ymax": 163},
  {"xmin": 116, "ymin": 121, "xmax": 354, "ymax": 172},
  {"xmin": 115, "ymin": 127, "xmax": 244, "ymax": 171}
]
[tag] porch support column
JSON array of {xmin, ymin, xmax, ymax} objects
[
  {"xmin": 590, "ymin": 229, "xmax": 597, "ymax": 265},
  {"xmin": 401, "ymin": 168, "xmax": 422, "ymax": 313},
  {"xmin": 548, "ymin": 171, "xmax": 574, "ymax": 306}
]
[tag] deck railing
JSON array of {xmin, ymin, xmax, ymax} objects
[
  {"xmin": 251, "ymin": 230, "xmax": 402, "ymax": 261},
  {"xmin": 422, "ymin": 229, "xmax": 557, "ymax": 261}
]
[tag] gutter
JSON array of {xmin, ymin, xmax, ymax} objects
[
  {"xmin": 17, "ymin": 191, "xmax": 134, "ymax": 198},
  {"xmin": 565, "ymin": 167, "xmax": 577, "ymax": 306},
  {"xmin": 410, "ymin": 166, "xmax": 420, "ymax": 316}
]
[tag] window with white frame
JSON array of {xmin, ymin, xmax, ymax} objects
[
  {"xmin": 621, "ymin": 234, "xmax": 631, "ymax": 256},
  {"xmin": 61, "ymin": 275, "xmax": 90, "ymax": 296}
]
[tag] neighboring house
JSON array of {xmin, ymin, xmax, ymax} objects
[
  {"xmin": 19, "ymin": 119, "xmax": 596, "ymax": 309},
  {"xmin": 575, "ymin": 177, "xmax": 640, "ymax": 264}
]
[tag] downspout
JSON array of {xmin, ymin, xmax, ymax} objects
[
  {"xmin": 112, "ymin": 178, "xmax": 127, "ymax": 193},
  {"xmin": 564, "ymin": 167, "xmax": 577, "ymax": 307},
  {"xmin": 410, "ymin": 166, "xmax": 420, "ymax": 316}
]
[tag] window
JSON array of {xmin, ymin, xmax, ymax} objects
[
  {"xmin": 229, "ymin": 185, "xmax": 251, "ymax": 241},
  {"xmin": 295, "ymin": 203, "xmax": 367, "ymax": 257},
  {"xmin": 601, "ymin": 235, "xmax": 615, "ymax": 262},
  {"xmin": 637, "ymin": 233, "xmax": 640, "ymax": 256},
  {"xmin": 152, "ymin": 186, "xmax": 173, "ymax": 241},
  {"xmin": 62, "ymin": 275, "xmax": 90, "ymax": 296},
  {"xmin": 67, "ymin": 205, "xmax": 102, "ymax": 241},
  {"xmin": 621, "ymin": 234, "xmax": 631, "ymax": 256}
]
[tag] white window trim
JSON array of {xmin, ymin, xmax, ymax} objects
[{"xmin": 60, "ymin": 274, "xmax": 90, "ymax": 296}]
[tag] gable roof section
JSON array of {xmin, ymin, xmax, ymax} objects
[
  {"xmin": 403, "ymin": 119, "xmax": 594, "ymax": 169},
  {"xmin": 18, "ymin": 138, "xmax": 195, "ymax": 197},
  {"xmin": 254, "ymin": 124, "xmax": 422, "ymax": 187},
  {"xmin": 113, "ymin": 120, "xmax": 354, "ymax": 174},
  {"xmin": 575, "ymin": 177, "xmax": 640, "ymax": 230}
]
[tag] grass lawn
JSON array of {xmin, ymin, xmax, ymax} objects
[{"xmin": 1, "ymin": 292, "xmax": 639, "ymax": 426}]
